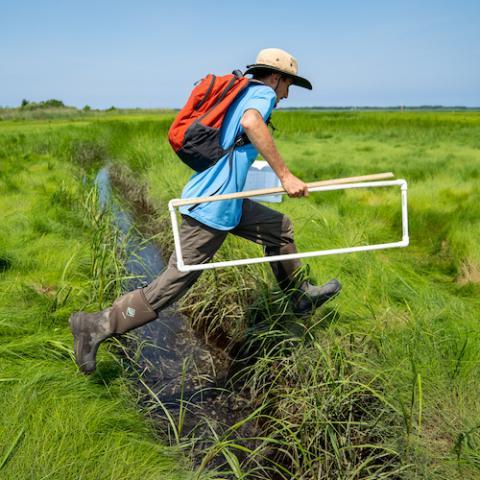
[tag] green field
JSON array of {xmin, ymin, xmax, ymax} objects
[{"xmin": 1, "ymin": 109, "xmax": 480, "ymax": 479}]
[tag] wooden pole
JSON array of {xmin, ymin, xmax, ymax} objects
[{"xmin": 171, "ymin": 172, "xmax": 395, "ymax": 207}]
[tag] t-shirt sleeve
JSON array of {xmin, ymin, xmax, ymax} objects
[{"xmin": 242, "ymin": 86, "xmax": 276, "ymax": 121}]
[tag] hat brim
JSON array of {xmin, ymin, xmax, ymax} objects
[{"xmin": 244, "ymin": 64, "xmax": 312, "ymax": 90}]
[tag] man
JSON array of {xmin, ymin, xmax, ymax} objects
[{"xmin": 70, "ymin": 48, "xmax": 341, "ymax": 374}]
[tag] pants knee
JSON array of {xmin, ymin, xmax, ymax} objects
[{"xmin": 281, "ymin": 215, "xmax": 295, "ymax": 244}]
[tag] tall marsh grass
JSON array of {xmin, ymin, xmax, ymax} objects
[
  {"xmin": 0, "ymin": 129, "xmax": 188, "ymax": 479},
  {"xmin": 2, "ymin": 110, "xmax": 480, "ymax": 478}
]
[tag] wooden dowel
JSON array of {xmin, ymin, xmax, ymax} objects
[{"xmin": 171, "ymin": 172, "xmax": 395, "ymax": 207}]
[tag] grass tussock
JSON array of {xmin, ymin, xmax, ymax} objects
[
  {"xmin": 194, "ymin": 322, "xmax": 406, "ymax": 479},
  {"xmin": 254, "ymin": 340, "xmax": 402, "ymax": 479}
]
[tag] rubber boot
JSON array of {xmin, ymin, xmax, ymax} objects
[
  {"xmin": 69, "ymin": 288, "xmax": 157, "ymax": 374},
  {"xmin": 266, "ymin": 244, "xmax": 341, "ymax": 316},
  {"xmin": 290, "ymin": 279, "xmax": 342, "ymax": 317}
]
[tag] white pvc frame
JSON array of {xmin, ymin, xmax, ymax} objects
[{"xmin": 168, "ymin": 179, "xmax": 409, "ymax": 272}]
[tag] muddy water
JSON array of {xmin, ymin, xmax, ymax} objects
[{"xmin": 95, "ymin": 167, "xmax": 256, "ymax": 443}]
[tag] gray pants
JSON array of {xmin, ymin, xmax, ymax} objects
[{"xmin": 143, "ymin": 199, "xmax": 302, "ymax": 311}]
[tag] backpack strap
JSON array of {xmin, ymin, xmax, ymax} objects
[
  {"xmin": 195, "ymin": 75, "xmax": 216, "ymax": 110},
  {"xmin": 231, "ymin": 113, "xmax": 273, "ymax": 150},
  {"xmin": 228, "ymin": 74, "xmax": 275, "ymax": 150}
]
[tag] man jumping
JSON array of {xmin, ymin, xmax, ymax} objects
[{"xmin": 70, "ymin": 48, "xmax": 341, "ymax": 374}]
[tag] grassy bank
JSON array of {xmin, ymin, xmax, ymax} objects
[
  {"xmin": 0, "ymin": 125, "xmax": 188, "ymax": 479},
  {"xmin": 1, "ymin": 110, "xmax": 480, "ymax": 478}
]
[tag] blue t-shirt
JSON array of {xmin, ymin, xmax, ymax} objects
[{"xmin": 179, "ymin": 83, "xmax": 277, "ymax": 230}]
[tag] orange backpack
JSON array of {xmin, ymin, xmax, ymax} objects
[{"xmin": 168, "ymin": 70, "xmax": 251, "ymax": 172}]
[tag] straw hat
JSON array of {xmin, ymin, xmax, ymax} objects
[{"xmin": 244, "ymin": 48, "xmax": 312, "ymax": 90}]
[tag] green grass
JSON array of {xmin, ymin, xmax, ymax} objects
[
  {"xmin": 1, "ymin": 109, "xmax": 480, "ymax": 478},
  {"xmin": 0, "ymin": 134, "xmax": 189, "ymax": 479}
]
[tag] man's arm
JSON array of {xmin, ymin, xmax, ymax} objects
[{"xmin": 240, "ymin": 109, "xmax": 308, "ymax": 197}]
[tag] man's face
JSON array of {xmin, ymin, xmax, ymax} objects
[{"xmin": 275, "ymin": 76, "xmax": 294, "ymax": 104}]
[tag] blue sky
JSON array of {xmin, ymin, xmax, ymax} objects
[{"xmin": 1, "ymin": 0, "xmax": 479, "ymax": 108}]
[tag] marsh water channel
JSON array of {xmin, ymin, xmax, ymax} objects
[{"xmin": 95, "ymin": 167, "xmax": 262, "ymax": 468}]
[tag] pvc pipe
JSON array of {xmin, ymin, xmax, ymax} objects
[{"xmin": 168, "ymin": 179, "xmax": 409, "ymax": 272}]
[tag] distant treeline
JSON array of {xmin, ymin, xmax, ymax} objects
[
  {"xmin": 20, "ymin": 99, "xmax": 68, "ymax": 110},
  {"xmin": 18, "ymin": 99, "xmax": 97, "ymax": 111}
]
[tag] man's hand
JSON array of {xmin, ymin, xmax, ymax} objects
[{"xmin": 281, "ymin": 172, "xmax": 309, "ymax": 198}]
